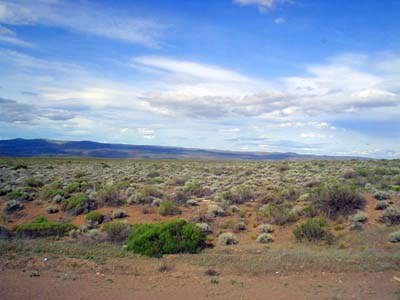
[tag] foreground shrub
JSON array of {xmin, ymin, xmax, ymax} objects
[
  {"xmin": 389, "ymin": 231, "xmax": 400, "ymax": 243},
  {"xmin": 293, "ymin": 218, "xmax": 333, "ymax": 243},
  {"xmin": 127, "ymin": 219, "xmax": 206, "ymax": 257},
  {"xmin": 310, "ymin": 181, "xmax": 364, "ymax": 219},
  {"xmin": 103, "ymin": 221, "xmax": 132, "ymax": 243},
  {"xmin": 378, "ymin": 208, "xmax": 400, "ymax": 225},
  {"xmin": 15, "ymin": 216, "xmax": 75, "ymax": 238},
  {"xmin": 159, "ymin": 201, "xmax": 181, "ymax": 216}
]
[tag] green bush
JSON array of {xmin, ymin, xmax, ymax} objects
[
  {"xmin": 43, "ymin": 188, "xmax": 65, "ymax": 200},
  {"xmin": 64, "ymin": 193, "xmax": 92, "ymax": 215},
  {"xmin": 293, "ymin": 218, "xmax": 333, "ymax": 243},
  {"xmin": 127, "ymin": 219, "xmax": 206, "ymax": 257},
  {"xmin": 309, "ymin": 181, "xmax": 364, "ymax": 219},
  {"xmin": 24, "ymin": 177, "xmax": 44, "ymax": 188},
  {"xmin": 15, "ymin": 216, "xmax": 75, "ymax": 238},
  {"xmin": 85, "ymin": 211, "xmax": 103, "ymax": 224},
  {"xmin": 7, "ymin": 191, "xmax": 30, "ymax": 201},
  {"xmin": 64, "ymin": 182, "xmax": 81, "ymax": 194},
  {"xmin": 159, "ymin": 201, "xmax": 181, "ymax": 216},
  {"xmin": 389, "ymin": 231, "xmax": 400, "ymax": 243},
  {"xmin": 103, "ymin": 221, "xmax": 132, "ymax": 243}
]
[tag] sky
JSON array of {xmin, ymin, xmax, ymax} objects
[{"xmin": 0, "ymin": 0, "xmax": 399, "ymax": 158}]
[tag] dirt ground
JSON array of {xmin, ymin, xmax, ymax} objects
[
  {"xmin": 1, "ymin": 193, "xmax": 399, "ymax": 299},
  {"xmin": 1, "ymin": 268, "xmax": 400, "ymax": 300}
]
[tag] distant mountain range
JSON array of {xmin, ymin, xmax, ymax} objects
[{"xmin": 0, "ymin": 138, "xmax": 367, "ymax": 161}]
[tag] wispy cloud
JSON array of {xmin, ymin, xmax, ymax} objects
[
  {"xmin": 233, "ymin": 0, "xmax": 293, "ymax": 13},
  {"xmin": 0, "ymin": 24, "xmax": 33, "ymax": 47},
  {"xmin": 0, "ymin": 0, "xmax": 163, "ymax": 47},
  {"xmin": 133, "ymin": 56, "xmax": 252, "ymax": 82}
]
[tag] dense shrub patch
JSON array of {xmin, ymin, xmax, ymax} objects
[
  {"xmin": 293, "ymin": 218, "xmax": 333, "ymax": 243},
  {"xmin": 103, "ymin": 221, "xmax": 132, "ymax": 243},
  {"xmin": 159, "ymin": 201, "xmax": 181, "ymax": 216},
  {"xmin": 85, "ymin": 211, "xmax": 103, "ymax": 224},
  {"xmin": 309, "ymin": 181, "xmax": 364, "ymax": 219},
  {"xmin": 63, "ymin": 193, "xmax": 94, "ymax": 215},
  {"xmin": 15, "ymin": 216, "xmax": 76, "ymax": 238},
  {"xmin": 127, "ymin": 219, "xmax": 206, "ymax": 257}
]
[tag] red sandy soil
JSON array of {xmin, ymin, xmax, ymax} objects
[{"xmin": 1, "ymin": 268, "xmax": 399, "ymax": 300}]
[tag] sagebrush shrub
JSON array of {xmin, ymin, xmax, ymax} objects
[
  {"xmin": 375, "ymin": 201, "xmax": 388, "ymax": 210},
  {"xmin": 309, "ymin": 181, "xmax": 364, "ymax": 219},
  {"xmin": 293, "ymin": 218, "xmax": 333, "ymax": 243},
  {"xmin": 256, "ymin": 233, "xmax": 273, "ymax": 243},
  {"xmin": 159, "ymin": 201, "xmax": 181, "ymax": 216},
  {"xmin": 96, "ymin": 185, "xmax": 124, "ymax": 206},
  {"xmin": 389, "ymin": 231, "xmax": 400, "ymax": 243},
  {"xmin": 103, "ymin": 221, "xmax": 132, "ymax": 243},
  {"xmin": 218, "ymin": 232, "xmax": 239, "ymax": 245},
  {"xmin": 378, "ymin": 207, "xmax": 400, "ymax": 225}
]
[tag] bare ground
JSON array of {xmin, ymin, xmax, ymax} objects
[{"xmin": 1, "ymin": 268, "xmax": 400, "ymax": 300}]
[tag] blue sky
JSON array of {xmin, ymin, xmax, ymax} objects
[{"xmin": 0, "ymin": 0, "xmax": 399, "ymax": 158}]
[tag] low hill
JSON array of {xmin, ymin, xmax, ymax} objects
[{"xmin": 0, "ymin": 138, "xmax": 365, "ymax": 160}]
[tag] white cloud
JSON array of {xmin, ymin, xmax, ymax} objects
[
  {"xmin": 233, "ymin": 0, "xmax": 292, "ymax": 13},
  {"xmin": 0, "ymin": 24, "xmax": 33, "ymax": 47},
  {"xmin": 133, "ymin": 56, "xmax": 251, "ymax": 82},
  {"xmin": 219, "ymin": 128, "xmax": 241, "ymax": 132},
  {"xmin": 274, "ymin": 17, "xmax": 286, "ymax": 24},
  {"xmin": 299, "ymin": 132, "xmax": 328, "ymax": 139},
  {"xmin": 138, "ymin": 128, "xmax": 155, "ymax": 135},
  {"xmin": 0, "ymin": 0, "xmax": 163, "ymax": 47},
  {"xmin": 0, "ymin": 49, "xmax": 84, "ymax": 73}
]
